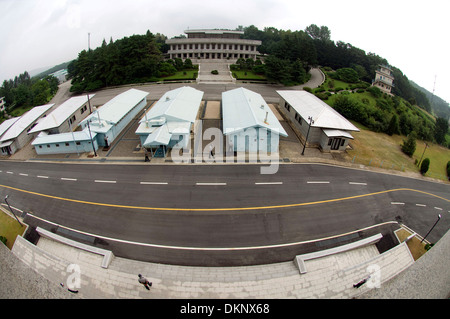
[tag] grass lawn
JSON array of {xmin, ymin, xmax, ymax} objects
[
  {"xmin": 395, "ymin": 228, "xmax": 428, "ymax": 260},
  {"xmin": 232, "ymin": 70, "xmax": 266, "ymax": 81},
  {"xmin": 158, "ymin": 69, "xmax": 197, "ymax": 81},
  {"xmin": 0, "ymin": 208, "xmax": 27, "ymax": 249},
  {"xmin": 321, "ymin": 78, "xmax": 353, "ymax": 91},
  {"xmin": 346, "ymin": 121, "xmax": 450, "ymax": 181}
]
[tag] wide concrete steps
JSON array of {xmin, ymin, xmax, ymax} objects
[{"xmin": 10, "ymin": 233, "xmax": 415, "ymax": 299}]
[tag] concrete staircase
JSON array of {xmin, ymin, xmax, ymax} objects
[{"xmin": 197, "ymin": 61, "xmax": 235, "ymax": 83}]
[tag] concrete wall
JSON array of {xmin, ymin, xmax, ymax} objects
[
  {"xmin": 229, "ymin": 127, "xmax": 280, "ymax": 153},
  {"xmin": 278, "ymin": 98, "xmax": 321, "ymax": 146},
  {"xmin": 35, "ymin": 139, "xmax": 98, "ymax": 155},
  {"xmin": 319, "ymin": 133, "xmax": 350, "ymax": 152},
  {"xmin": 56, "ymin": 102, "xmax": 91, "ymax": 134}
]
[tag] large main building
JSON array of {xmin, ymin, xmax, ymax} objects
[{"xmin": 166, "ymin": 29, "xmax": 261, "ymax": 61}]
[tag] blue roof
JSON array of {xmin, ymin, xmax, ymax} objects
[{"xmin": 222, "ymin": 87, "xmax": 288, "ymax": 136}]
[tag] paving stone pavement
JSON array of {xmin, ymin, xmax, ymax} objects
[{"xmin": 4, "ymin": 232, "xmax": 420, "ymax": 299}]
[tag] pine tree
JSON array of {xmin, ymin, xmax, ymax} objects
[{"xmin": 401, "ymin": 132, "xmax": 417, "ymax": 157}]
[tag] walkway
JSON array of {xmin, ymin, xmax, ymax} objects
[
  {"xmin": 4, "ymin": 229, "xmax": 417, "ymax": 299},
  {"xmin": 197, "ymin": 60, "xmax": 235, "ymax": 83}
]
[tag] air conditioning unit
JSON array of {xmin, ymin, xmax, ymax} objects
[{"xmin": 149, "ymin": 117, "xmax": 166, "ymax": 127}]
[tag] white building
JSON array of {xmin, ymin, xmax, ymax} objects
[
  {"xmin": 166, "ymin": 29, "xmax": 261, "ymax": 61},
  {"xmin": 0, "ymin": 97, "xmax": 6, "ymax": 112},
  {"xmin": 32, "ymin": 130, "xmax": 98, "ymax": 155},
  {"xmin": 135, "ymin": 86, "xmax": 204, "ymax": 157},
  {"xmin": 222, "ymin": 87, "xmax": 287, "ymax": 154},
  {"xmin": 79, "ymin": 88, "xmax": 149, "ymax": 148},
  {"xmin": 277, "ymin": 90, "xmax": 359, "ymax": 152},
  {"xmin": 0, "ymin": 104, "xmax": 54, "ymax": 155},
  {"xmin": 28, "ymin": 95, "xmax": 95, "ymax": 135},
  {"xmin": 372, "ymin": 65, "xmax": 394, "ymax": 95}
]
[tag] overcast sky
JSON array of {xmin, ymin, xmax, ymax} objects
[{"xmin": 1, "ymin": 0, "xmax": 449, "ymax": 103}]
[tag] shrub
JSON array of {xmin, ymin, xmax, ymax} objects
[
  {"xmin": 303, "ymin": 87, "xmax": 312, "ymax": 93},
  {"xmin": 0, "ymin": 236, "xmax": 6, "ymax": 246},
  {"xmin": 335, "ymin": 68, "xmax": 359, "ymax": 83},
  {"xmin": 211, "ymin": 70, "xmax": 218, "ymax": 75},
  {"xmin": 314, "ymin": 92, "xmax": 329, "ymax": 100},
  {"xmin": 367, "ymin": 86, "xmax": 382, "ymax": 98},
  {"xmin": 420, "ymin": 158, "xmax": 430, "ymax": 175},
  {"xmin": 446, "ymin": 161, "xmax": 450, "ymax": 180},
  {"xmin": 401, "ymin": 132, "xmax": 417, "ymax": 157}
]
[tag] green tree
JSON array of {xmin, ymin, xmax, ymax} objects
[
  {"xmin": 386, "ymin": 114, "xmax": 400, "ymax": 136},
  {"xmin": 305, "ymin": 24, "xmax": 331, "ymax": 42},
  {"xmin": 434, "ymin": 117, "xmax": 449, "ymax": 145},
  {"xmin": 446, "ymin": 161, "xmax": 450, "ymax": 180},
  {"xmin": 335, "ymin": 68, "xmax": 359, "ymax": 83},
  {"xmin": 401, "ymin": 132, "xmax": 417, "ymax": 157},
  {"xmin": 420, "ymin": 158, "xmax": 430, "ymax": 175},
  {"xmin": 264, "ymin": 55, "xmax": 291, "ymax": 84}
]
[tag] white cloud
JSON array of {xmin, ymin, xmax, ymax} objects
[{"xmin": 0, "ymin": 0, "xmax": 449, "ymax": 103}]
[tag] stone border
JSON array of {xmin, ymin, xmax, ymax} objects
[
  {"xmin": 36, "ymin": 226, "xmax": 114, "ymax": 268},
  {"xmin": 294, "ymin": 233, "xmax": 383, "ymax": 274}
]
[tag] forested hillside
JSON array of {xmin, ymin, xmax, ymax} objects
[
  {"xmin": 0, "ymin": 71, "xmax": 59, "ymax": 119},
  {"xmin": 67, "ymin": 31, "xmax": 168, "ymax": 93},
  {"xmin": 241, "ymin": 24, "xmax": 448, "ymax": 147},
  {"xmin": 242, "ymin": 24, "xmax": 433, "ymax": 112},
  {"xmin": 410, "ymin": 80, "xmax": 450, "ymax": 120}
]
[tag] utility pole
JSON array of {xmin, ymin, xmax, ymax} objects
[
  {"xmin": 421, "ymin": 214, "xmax": 441, "ymax": 243},
  {"xmin": 417, "ymin": 142, "xmax": 428, "ymax": 167},
  {"xmin": 301, "ymin": 116, "xmax": 314, "ymax": 156},
  {"xmin": 4, "ymin": 195, "xmax": 23, "ymax": 227}
]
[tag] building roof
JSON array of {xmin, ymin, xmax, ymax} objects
[
  {"xmin": 322, "ymin": 129, "xmax": 354, "ymax": 139},
  {"xmin": 80, "ymin": 89, "xmax": 149, "ymax": 132},
  {"xmin": 32, "ymin": 129, "xmax": 96, "ymax": 145},
  {"xmin": 0, "ymin": 104, "xmax": 54, "ymax": 142},
  {"xmin": 28, "ymin": 95, "xmax": 95, "ymax": 134},
  {"xmin": 0, "ymin": 117, "xmax": 20, "ymax": 138},
  {"xmin": 276, "ymin": 90, "xmax": 359, "ymax": 132},
  {"xmin": 142, "ymin": 124, "xmax": 172, "ymax": 147},
  {"xmin": 185, "ymin": 29, "xmax": 244, "ymax": 35},
  {"xmin": 222, "ymin": 87, "xmax": 288, "ymax": 136},
  {"xmin": 141, "ymin": 86, "xmax": 203, "ymax": 124}
]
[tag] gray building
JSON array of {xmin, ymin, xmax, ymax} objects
[
  {"xmin": 277, "ymin": 90, "xmax": 359, "ymax": 152},
  {"xmin": 166, "ymin": 29, "xmax": 261, "ymax": 61},
  {"xmin": 0, "ymin": 104, "xmax": 53, "ymax": 155}
]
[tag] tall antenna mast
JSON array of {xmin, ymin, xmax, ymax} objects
[
  {"xmin": 430, "ymin": 75, "xmax": 437, "ymax": 105},
  {"xmin": 88, "ymin": 32, "xmax": 91, "ymax": 51}
]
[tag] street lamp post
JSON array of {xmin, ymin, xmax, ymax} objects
[
  {"xmin": 301, "ymin": 116, "xmax": 314, "ymax": 156},
  {"xmin": 417, "ymin": 142, "xmax": 428, "ymax": 167},
  {"xmin": 4, "ymin": 195, "xmax": 23, "ymax": 227},
  {"xmin": 86, "ymin": 120, "xmax": 97, "ymax": 157},
  {"xmin": 421, "ymin": 214, "xmax": 441, "ymax": 243}
]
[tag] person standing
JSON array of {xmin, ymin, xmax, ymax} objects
[{"xmin": 138, "ymin": 274, "xmax": 152, "ymax": 290}]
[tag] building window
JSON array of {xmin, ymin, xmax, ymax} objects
[
  {"xmin": 55, "ymin": 144, "xmax": 59, "ymax": 147},
  {"xmin": 65, "ymin": 143, "xmax": 69, "ymax": 146},
  {"xmin": 47, "ymin": 145, "xmax": 50, "ymax": 148},
  {"xmin": 76, "ymin": 142, "xmax": 81, "ymax": 145}
]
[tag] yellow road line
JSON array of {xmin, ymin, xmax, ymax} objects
[{"xmin": 0, "ymin": 183, "xmax": 448, "ymax": 212}]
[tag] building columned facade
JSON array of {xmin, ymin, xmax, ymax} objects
[
  {"xmin": 166, "ymin": 29, "xmax": 261, "ymax": 61},
  {"xmin": 372, "ymin": 65, "xmax": 394, "ymax": 95}
]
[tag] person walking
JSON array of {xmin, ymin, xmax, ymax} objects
[{"xmin": 138, "ymin": 274, "xmax": 152, "ymax": 290}]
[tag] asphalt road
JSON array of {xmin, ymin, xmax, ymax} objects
[{"xmin": 1, "ymin": 161, "xmax": 448, "ymax": 266}]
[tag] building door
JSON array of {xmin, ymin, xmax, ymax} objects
[{"xmin": 331, "ymin": 138, "xmax": 342, "ymax": 150}]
